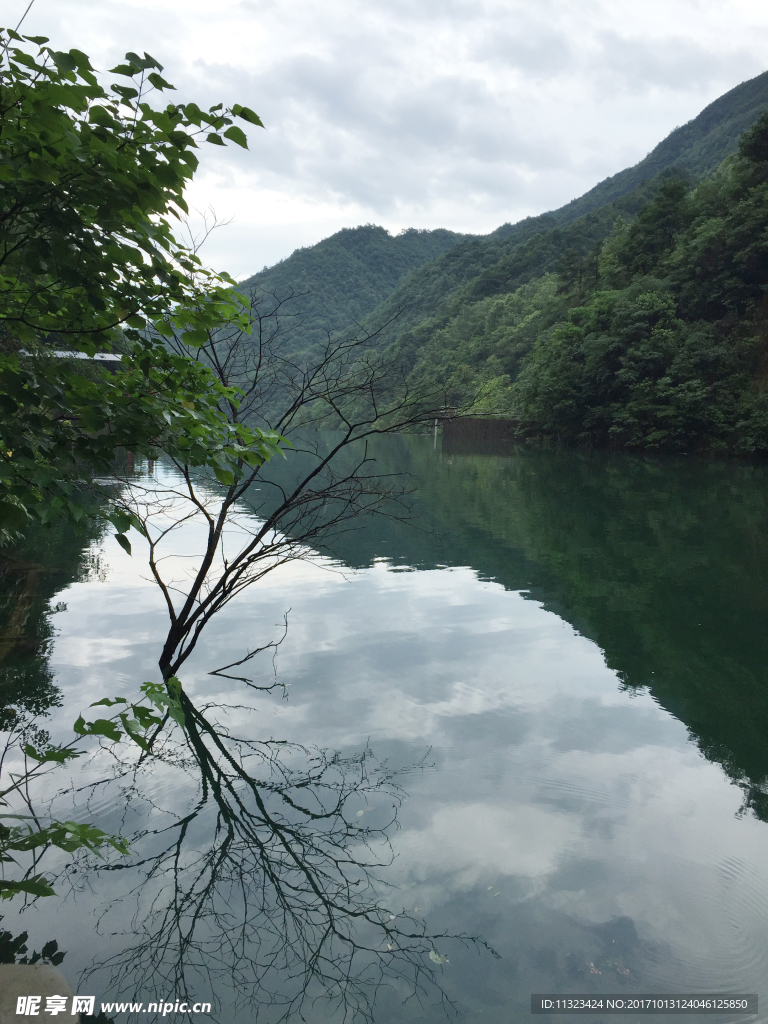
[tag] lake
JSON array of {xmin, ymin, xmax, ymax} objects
[{"xmin": 2, "ymin": 435, "xmax": 768, "ymax": 1023}]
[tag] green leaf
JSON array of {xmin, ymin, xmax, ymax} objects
[
  {"xmin": 181, "ymin": 328, "xmax": 209, "ymax": 346},
  {"xmin": 232, "ymin": 104, "xmax": 264, "ymax": 127},
  {"xmin": 213, "ymin": 464, "xmax": 236, "ymax": 486},
  {"xmin": 223, "ymin": 125, "xmax": 248, "ymax": 149},
  {"xmin": 140, "ymin": 678, "xmax": 186, "ymax": 727},
  {"xmin": 152, "ymin": 318, "xmax": 175, "ymax": 338},
  {"xmin": 108, "ymin": 510, "xmax": 145, "ymax": 537},
  {"xmin": 123, "ymin": 50, "xmax": 162, "ymax": 71},
  {"xmin": 51, "ymin": 50, "xmax": 77, "ymax": 72},
  {"xmin": 109, "ymin": 63, "xmax": 138, "ymax": 76},
  {"xmin": 0, "ymin": 877, "xmax": 55, "ymax": 900},
  {"xmin": 119, "ymin": 714, "xmax": 150, "ymax": 751},
  {"xmin": 108, "ymin": 509, "xmax": 132, "ymax": 533},
  {"xmin": 115, "ymin": 533, "xmax": 132, "ymax": 555},
  {"xmin": 88, "ymin": 104, "xmax": 117, "ymax": 127},
  {"xmin": 148, "ymin": 72, "xmax": 175, "ymax": 91},
  {"xmin": 112, "ymin": 84, "xmax": 138, "ymax": 100},
  {"xmin": 73, "ymin": 717, "xmax": 122, "ymax": 742},
  {"xmin": 206, "ymin": 133, "xmax": 226, "ymax": 146},
  {"xmin": 131, "ymin": 704, "xmax": 162, "ymax": 728},
  {"xmin": 68, "ymin": 48, "xmax": 93, "ymax": 71},
  {"xmin": 165, "ymin": 676, "xmax": 186, "ymax": 726},
  {"xmin": 22, "ymin": 744, "xmax": 80, "ymax": 764},
  {"xmin": 106, "ymin": 834, "xmax": 130, "ymax": 855}
]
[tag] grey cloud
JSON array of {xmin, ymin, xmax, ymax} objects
[
  {"xmin": 474, "ymin": 25, "xmax": 577, "ymax": 77},
  {"xmin": 596, "ymin": 30, "xmax": 765, "ymax": 92},
  {"xmin": 194, "ymin": 45, "xmax": 579, "ymax": 215},
  {"xmin": 25, "ymin": 0, "xmax": 768, "ymax": 272},
  {"xmin": 191, "ymin": 6, "xmax": 760, "ymax": 225}
]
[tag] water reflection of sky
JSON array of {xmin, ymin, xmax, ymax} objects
[{"xmin": 8, "ymin": 468, "xmax": 768, "ymax": 1023}]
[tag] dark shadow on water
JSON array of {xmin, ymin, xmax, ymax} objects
[
  {"xmin": 441, "ymin": 418, "xmax": 516, "ymax": 457},
  {"xmin": 0, "ymin": 516, "xmax": 108, "ymax": 726},
  {"xmin": 5, "ymin": 438, "xmax": 768, "ymax": 1020},
  {"xmin": 308, "ymin": 433, "xmax": 768, "ymax": 826}
]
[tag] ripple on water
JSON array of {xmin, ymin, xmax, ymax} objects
[{"xmin": 641, "ymin": 855, "xmax": 768, "ymax": 999}]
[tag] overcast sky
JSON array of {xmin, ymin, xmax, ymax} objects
[{"xmin": 14, "ymin": 0, "xmax": 768, "ymax": 278}]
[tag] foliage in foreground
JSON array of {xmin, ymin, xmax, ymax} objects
[
  {"xmin": 0, "ymin": 28, "xmax": 282, "ymax": 544},
  {"xmin": 0, "ymin": 26, "xmax": 287, "ymax": 897},
  {"xmin": 0, "ymin": 678, "xmax": 187, "ymax": 900}
]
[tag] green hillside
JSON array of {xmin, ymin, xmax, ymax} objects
[
  {"xmin": 548, "ymin": 69, "xmax": 768, "ymax": 226},
  {"xmin": 361, "ymin": 69, "xmax": 768, "ymax": 360},
  {"xmin": 411, "ymin": 114, "xmax": 768, "ymax": 453},
  {"xmin": 238, "ymin": 224, "xmax": 463, "ymax": 357},
  {"xmin": 239, "ymin": 71, "xmax": 768, "ymax": 365},
  {"xmin": 365, "ymin": 174, "xmax": 667, "ymax": 367},
  {"xmin": 236, "ymin": 70, "xmax": 768, "ymax": 454}
]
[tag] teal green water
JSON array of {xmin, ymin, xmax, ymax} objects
[{"xmin": 3, "ymin": 437, "xmax": 768, "ymax": 1022}]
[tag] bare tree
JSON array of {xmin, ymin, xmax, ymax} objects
[
  {"xmin": 0, "ymin": 195, "xmax": 488, "ymax": 1018},
  {"xmin": 122, "ymin": 286, "xmax": 454, "ymax": 684},
  {"xmin": 51, "ymin": 291, "xmax": 483, "ymax": 1020}
]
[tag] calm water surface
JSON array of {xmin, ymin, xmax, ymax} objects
[{"xmin": 3, "ymin": 436, "xmax": 768, "ymax": 1023}]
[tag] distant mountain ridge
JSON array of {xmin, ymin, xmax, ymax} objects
[
  {"xmin": 239, "ymin": 225, "xmax": 464, "ymax": 357},
  {"xmin": 358, "ymin": 68, "xmax": 768, "ymax": 359},
  {"xmin": 238, "ymin": 69, "xmax": 768, "ymax": 362},
  {"xmin": 534, "ymin": 68, "xmax": 768, "ymax": 228}
]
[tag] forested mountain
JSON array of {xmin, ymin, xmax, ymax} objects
[
  {"xmin": 407, "ymin": 115, "xmax": 768, "ymax": 452},
  {"xmin": 360, "ymin": 69, "xmax": 768, "ymax": 361},
  {"xmin": 238, "ymin": 225, "xmax": 463, "ymax": 357},
  {"xmin": 540, "ymin": 68, "xmax": 768, "ymax": 226},
  {"xmin": 240, "ymin": 69, "xmax": 768, "ymax": 453},
  {"xmin": 364, "ymin": 174, "xmax": 667, "ymax": 365}
]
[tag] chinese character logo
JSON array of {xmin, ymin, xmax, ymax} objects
[
  {"xmin": 71, "ymin": 997, "xmax": 95, "ymax": 1016},
  {"xmin": 16, "ymin": 996, "xmax": 41, "ymax": 1016},
  {"xmin": 15, "ymin": 995, "xmax": 79, "ymax": 1016}
]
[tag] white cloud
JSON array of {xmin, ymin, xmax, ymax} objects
[
  {"xmin": 394, "ymin": 801, "xmax": 581, "ymax": 887},
  {"xmin": 15, "ymin": 0, "xmax": 768, "ymax": 275}
]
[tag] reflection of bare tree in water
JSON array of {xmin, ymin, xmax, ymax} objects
[
  {"xmin": 79, "ymin": 717, "xmax": 481, "ymax": 1022},
  {"xmin": 67, "ymin": 291, "xmax": 484, "ymax": 1021}
]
